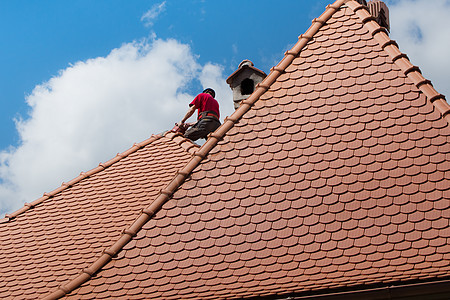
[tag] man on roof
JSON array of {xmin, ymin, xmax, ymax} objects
[{"xmin": 179, "ymin": 88, "xmax": 221, "ymax": 141}]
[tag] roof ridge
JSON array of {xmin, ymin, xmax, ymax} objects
[
  {"xmin": 345, "ymin": 0, "xmax": 450, "ymax": 125},
  {"xmin": 42, "ymin": 1, "xmax": 347, "ymax": 298},
  {"xmin": 1, "ymin": 133, "xmax": 170, "ymax": 224}
]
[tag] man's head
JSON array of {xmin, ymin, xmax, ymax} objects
[{"xmin": 203, "ymin": 88, "xmax": 215, "ymax": 98}]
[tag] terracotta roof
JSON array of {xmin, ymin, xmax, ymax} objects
[
  {"xmin": 2, "ymin": 0, "xmax": 450, "ymax": 298},
  {"xmin": 34, "ymin": 0, "xmax": 450, "ymax": 299},
  {"xmin": 0, "ymin": 131, "xmax": 198, "ymax": 298}
]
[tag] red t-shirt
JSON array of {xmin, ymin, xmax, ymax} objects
[{"xmin": 189, "ymin": 93, "xmax": 220, "ymax": 119}]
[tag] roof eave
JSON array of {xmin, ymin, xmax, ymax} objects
[{"xmin": 259, "ymin": 278, "xmax": 450, "ymax": 300}]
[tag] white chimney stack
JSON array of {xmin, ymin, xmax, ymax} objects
[{"xmin": 226, "ymin": 60, "xmax": 267, "ymax": 110}]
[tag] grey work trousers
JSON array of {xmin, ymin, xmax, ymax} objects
[{"xmin": 184, "ymin": 117, "xmax": 221, "ymax": 141}]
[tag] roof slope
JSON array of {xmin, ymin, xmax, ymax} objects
[
  {"xmin": 2, "ymin": 0, "xmax": 443, "ymax": 299},
  {"xmin": 0, "ymin": 132, "xmax": 198, "ymax": 299},
  {"xmin": 57, "ymin": 1, "xmax": 450, "ymax": 299}
]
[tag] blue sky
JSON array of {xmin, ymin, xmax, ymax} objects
[
  {"xmin": 0, "ymin": 0, "xmax": 449, "ymax": 214},
  {"xmin": 0, "ymin": 0, "xmax": 330, "ymax": 149}
]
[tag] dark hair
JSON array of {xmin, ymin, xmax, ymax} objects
[{"xmin": 203, "ymin": 88, "xmax": 215, "ymax": 98}]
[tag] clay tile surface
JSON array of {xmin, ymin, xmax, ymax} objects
[
  {"xmin": 58, "ymin": 1, "xmax": 450, "ymax": 299},
  {"xmin": 0, "ymin": 131, "xmax": 198, "ymax": 299},
  {"xmin": 3, "ymin": 0, "xmax": 450, "ymax": 299}
]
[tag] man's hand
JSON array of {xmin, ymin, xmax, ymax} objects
[{"xmin": 177, "ymin": 122, "xmax": 193, "ymax": 127}]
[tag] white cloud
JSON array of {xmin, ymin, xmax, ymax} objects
[
  {"xmin": 199, "ymin": 63, "xmax": 234, "ymax": 120},
  {"xmin": 232, "ymin": 44, "xmax": 238, "ymax": 55},
  {"xmin": 0, "ymin": 37, "xmax": 232, "ymax": 214},
  {"xmin": 141, "ymin": 1, "xmax": 166, "ymax": 27},
  {"xmin": 388, "ymin": 0, "xmax": 450, "ymax": 97}
]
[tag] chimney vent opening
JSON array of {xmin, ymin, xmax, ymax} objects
[{"xmin": 241, "ymin": 78, "xmax": 255, "ymax": 95}]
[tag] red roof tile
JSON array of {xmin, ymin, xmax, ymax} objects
[{"xmin": 0, "ymin": 131, "xmax": 198, "ymax": 298}]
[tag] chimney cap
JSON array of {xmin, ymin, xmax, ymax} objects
[
  {"xmin": 239, "ymin": 59, "xmax": 254, "ymax": 68},
  {"xmin": 226, "ymin": 59, "xmax": 266, "ymax": 85}
]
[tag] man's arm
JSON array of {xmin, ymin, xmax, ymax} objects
[{"xmin": 180, "ymin": 105, "xmax": 196, "ymax": 124}]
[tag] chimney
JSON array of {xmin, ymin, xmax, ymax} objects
[
  {"xmin": 368, "ymin": 0, "xmax": 390, "ymax": 32},
  {"xmin": 226, "ymin": 60, "xmax": 267, "ymax": 109}
]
